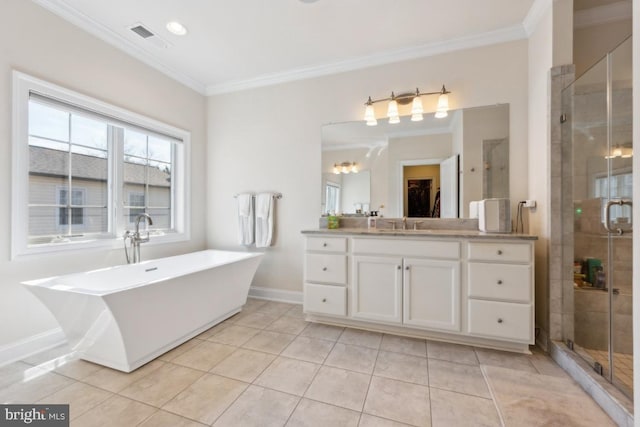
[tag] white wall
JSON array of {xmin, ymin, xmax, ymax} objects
[
  {"xmin": 0, "ymin": 1, "xmax": 206, "ymax": 355},
  {"xmin": 207, "ymin": 39, "xmax": 529, "ymax": 293}
]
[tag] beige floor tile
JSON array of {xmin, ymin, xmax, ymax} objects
[
  {"xmin": 208, "ymin": 325, "xmax": 261, "ymax": 346},
  {"xmin": 380, "ymin": 335, "xmax": 427, "ymax": 358},
  {"xmin": 242, "ymin": 330, "xmax": 296, "ymax": 354},
  {"xmin": 429, "ymin": 388, "xmax": 500, "ymax": 427},
  {"xmin": 428, "ymin": 359, "xmax": 490, "ymax": 398},
  {"xmin": 172, "ymin": 341, "xmax": 237, "ymax": 371},
  {"xmin": 255, "ymin": 356, "xmax": 320, "ymax": 396},
  {"xmin": 257, "ymin": 301, "xmax": 296, "ymax": 316},
  {"xmin": 374, "ymin": 351, "xmax": 429, "ymax": 386},
  {"xmin": 529, "ymin": 348, "xmax": 570, "ymax": 378},
  {"xmin": 23, "ymin": 347, "xmax": 103, "ymax": 380},
  {"xmin": 324, "ymin": 343, "xmax": 379, "ymax": 374},
  {"xmin": 285, "ymin": 304, "xmax": 305, "ymax": 319},
  {"xmin": 196, "ymin": 321, "xmax": 231, "ymax": 339},
  {"xmin": 234, "ymin": 311, "xmax": 280, "ymax": 329},
  {"xmin": 363, "ymin": 376, "xmax": 431, "ymax": 427},
  {"xmin": 119, "ymin": 363, "xmax": 204, "ymax": 407},
  {"xmin": 81, "ymin": 360, "xmax": 164, "ymax": 393},
  {"xmin": 158, "ymin": 339, "xmax": 203, "ymax": 362},
  {"xmin": 281, "ymin": 336, "xmax": 335, "ymax": 363},
  {"xmin": 300, "ymin": 323, "xmax": 345, "ymax": 341},
  {"xmin": 304, "ymin": 366, "xmax": 370, "ymax": 411},
  {"xmin": 358, "ymin": 414, "xmax": 414, "ymax": 427},
  {"xmin": 163, "ymin": 373, "xmax": 248, "ymax": 425},
  {"xmin": 338, "ymin": 328, "xmax": 383, "ymax": 349},
  {"xmin": 243, "ymin": 298, "xmax": 268, "ymax": 312},
  {"xmin": 483, "ymin": 365, "xmax": 615, "ymax": 426},
  {"xmin": 72, "ymin": 395, "xmax": 156, "ymax": 427},
  {"xmin": 36, "ymin": 381, "xmax": 112, "ymax": 420},
  {"xmin": 210, "ymin": 348, "xmax": 276, "ymax": 382},
  {"xmin": 266, "ymin": 316, "xmax": 309, "ymax": 335},
  {"xmin": 427, "ymin": 341, "xmax": 478, "ymax": 365},
  {"xmin": 286, "ymin": 398, "xmax": 360, "ymax": 427},
  {"xmin": 138, "ymin": 409, "xmax": 207, "ymax": 427},
  {"xmin": 213, "ymin": 385, "xmax": 299, "ymax": 427},
  {"xmin": 0, "ymin": 367, "xmax": 74, "ymax": 404},
  {"xmin": 474, "ymin": 348, "xmax": 537, "ymax": 374}
]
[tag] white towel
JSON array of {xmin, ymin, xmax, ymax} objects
[
  {"xmin": 237, "ymin": 193, "xmax": 254, "ymax": 245},
  {"xmin": 255, "ymin": 192, "xmax": 274, "ymax": 248}
]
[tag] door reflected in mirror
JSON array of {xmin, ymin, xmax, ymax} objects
[{"xmin": 321, "ymin": 104, "xmax": 509, "ymax": 218}]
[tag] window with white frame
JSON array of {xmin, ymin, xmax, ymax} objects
[{"xmin": 12, "ymin": 72, "xmax": 190, "ymax": 257}]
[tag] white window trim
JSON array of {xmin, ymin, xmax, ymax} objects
[
  {"xmin": 56, "ymin": 186, "xmax": 87, "ymax": 230},
  {"xmin": 12, "ymin": 71, "xmax": 191, "ymax": 259}
]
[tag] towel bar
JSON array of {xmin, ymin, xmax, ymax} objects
[{"xmin": 234, "ymin": 192, "xmax": 282, "ymax": 199}]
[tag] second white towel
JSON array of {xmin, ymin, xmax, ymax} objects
[
  {"xmin": 255, "ymin": 192, "xmax": 274, "ymax": 248},
  {"xmin": 236, "ymin": 193, "xmax": 254, "ymax": 245}
]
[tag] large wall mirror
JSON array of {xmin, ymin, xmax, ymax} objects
[{"xmin": 321, "ymin": 104, "xmax": 509, "ymax": 218}]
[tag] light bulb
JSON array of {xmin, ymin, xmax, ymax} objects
[
  {"xmin": 364, "ymin": 101, "xmax": 377, "ymax": 126},
  {"xmin": 388, "ymin": 115, "xmax": 400, "ymax": 124},
  {"xmin": 333, "ymin": 164, "xmax": 340, "ymax": 174},
  {"xmin": 387, "ymin": 98, "xmax": 399, "ymax": 119},
  {"xmin": 351, "ymin": 163, "xmax": 358, "ymax": 173},
  {"xmin": 435, "ymin": 92, "xmax": 449, "ymax": 118}
]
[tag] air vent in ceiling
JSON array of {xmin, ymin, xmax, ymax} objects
[
  {"xmin": 128, "ymin": 23, "xmax": 172, "ymax": 49},
  {"xmin": 130, "ymin": 24, "xmax": 154, "ymax": 39}
]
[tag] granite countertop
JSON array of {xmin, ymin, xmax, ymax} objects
[{"xmin": 301, "ymin": 228, "xmax": 538, "ymax": 240}]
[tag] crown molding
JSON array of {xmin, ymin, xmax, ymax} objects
[
  {"xmin": 574, "ymin": 0, "xmax": 632, "ymax": 29},
  {"xmin": 205, "ymin": 24, "xmax": 527, "ymax": 95},
  {"xmin": 523, "ymin": 0, "xmax": 552, "ymax": 36},
  {"xmin": 32, "ymin": 0, "xmax": 207, "ymax": 94}
]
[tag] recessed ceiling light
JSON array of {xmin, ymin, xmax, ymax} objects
[{"xmin": 166, "ymin": 21, "xmax": 187, "ymax": 36}]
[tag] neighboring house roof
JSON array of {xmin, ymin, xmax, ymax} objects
[{"xmin": 29, "ymin": 146, "xmax": 170, "ymax": 187}]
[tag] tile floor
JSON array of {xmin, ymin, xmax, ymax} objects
[{"xmin": 0, "ymin": 299, "xmax": 616, "ymax": 426}]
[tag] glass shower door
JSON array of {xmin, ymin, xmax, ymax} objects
[{"xmin": 566, "ymin": 36, "xmax": 633, "ymax": 398}]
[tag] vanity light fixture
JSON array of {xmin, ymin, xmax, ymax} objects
[
  {"xmin": 166, "ymin": 21, "xmax": 188, "ymax": 36},
  {"xmin": 363, "ymin": 85, "xmax": 450, "ymax": 125},
  {"xmin": 333, "ymin": 162, "xmax": 359, "ymax": 174},
  {"xmin": 605, "ymin": 144, "xmax": 633, "ymax": 159}
]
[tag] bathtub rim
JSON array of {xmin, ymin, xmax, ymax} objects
[{"xmin": 22, "ymin": 249, "xmax": 263, "ymax": 296}]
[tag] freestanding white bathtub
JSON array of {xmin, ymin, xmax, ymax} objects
[{"xmin": 22, "ymin": 250, "xmax": 263, "ymax": 372}]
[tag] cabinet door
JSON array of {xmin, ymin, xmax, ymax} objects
[
  {"xmin": 352, "ymin": 256, "xmax": 403, "ymax": 323},
  {"xmin": 403, "ymin": 258, "xmax": 461, "ymax": 331}
]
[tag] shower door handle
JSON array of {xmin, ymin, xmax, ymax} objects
[{"xmin": 603, "ymin": 199, "xmax": 632, "ymax": 235}]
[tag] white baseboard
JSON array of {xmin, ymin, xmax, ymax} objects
[
  {"xmin": 249, "ymin": 286, "xmax": 303, "ymax": 304},
  {"xmin": 0, "ymin": 328, "xmax": 66, "ymax": 368}
]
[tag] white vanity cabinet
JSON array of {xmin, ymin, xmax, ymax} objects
[
  {"xmin": 302, "ymin": 230, "xmax": 536, "ymax": 353},
  {"xmin": 303, "ymin": 236, "xmax": 348, "ymax": 317}
]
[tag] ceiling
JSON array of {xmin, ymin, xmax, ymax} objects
[{"xmin": 32, "ymin": 0, "xmax": 576, "ymax": 95}]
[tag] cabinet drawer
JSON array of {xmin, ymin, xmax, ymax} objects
[
  {"xmin": 352, "ymin": 238, "xmax": 460, "ymax": 259},
  {"xmin": 467, "ymin": 242, "xmax": 531, "ymax": 263},
  {"xmin": 304, "ymin": 283, "xmax": 347, "ymax": 316},
  {"xmin": 305, "ymin": 254, "xmax": 347, "ymax": 284},
  {"xmin": 468, "ymin": 263, "xmax": 531, "ymax": 303},
  {"xmin": 468, "ymin": 300, "xmax": 532, "ymax": 342},
  {"xmin": 306, "ymin": 236, "xmax": 347, "ymax": 252}
]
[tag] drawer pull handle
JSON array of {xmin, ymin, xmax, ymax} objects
[
  {"xmin": 397, "ymin": 265, "xmax": 401, "ymax": 270},
  {"xmin": 405, "ymin": 266, "xmax": 410, "ymax": 271},
  {"xmin": 497, "ymin": 318, "xmax": 503, "ymax": 324},
  {"xmin": 322, "ymin": 267, "xmax": 327, "ymax": 271},
  {"xmin": 322, "ymin": 298, "xmax": 327, "ymax": 303},
  {"xmin": 497, "ymin": 250, "xmax": 503, "ymax": 255},
  {"xmin": 323, "ymin": 243, "xmax": 328, "ymax": 247},
  {"xmin": 497, "ymin": 280, "xmax": 503, "ymax": 285}
]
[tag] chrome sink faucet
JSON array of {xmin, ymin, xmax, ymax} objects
[{"xmin": 124, "ymin": 213, "xmax": 154, "ymax": 264}]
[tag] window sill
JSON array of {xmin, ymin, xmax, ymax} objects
[{"xmin": 13, "ymin": 231, "xmax": 190, "ymax": 260}]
